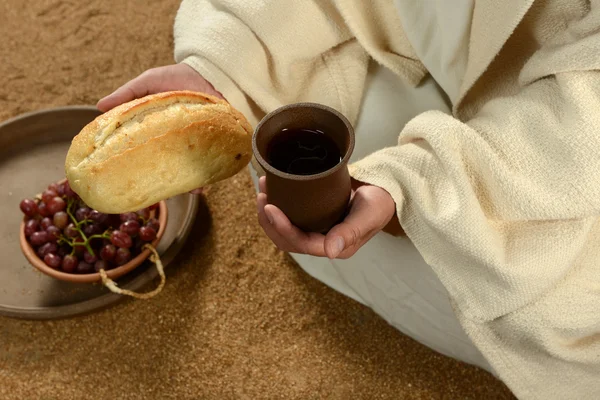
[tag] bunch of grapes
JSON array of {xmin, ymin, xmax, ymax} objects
[{"xmin": 20, "ymin": 180, "xmax": 161, "ymax": 274}]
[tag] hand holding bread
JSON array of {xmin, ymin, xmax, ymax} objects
[
  {"xmin": 65, "ymin": 90, "xmax": 253, "ymax": 213},
  {"xmin": 97, "ymin": 64, "xmax": 224, "ymax": 112}
]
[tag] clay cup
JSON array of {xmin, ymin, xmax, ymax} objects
[{"xmin": 252, "ymin": 102, "xmax": 355, "ymax": 233}]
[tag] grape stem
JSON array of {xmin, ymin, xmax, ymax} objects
[
  {"xmin": 76, "ymin": 218, "xmax": 92, "ymax": 228},
  {"xmin": 88, "ymin": 233, "xmax": 112, "ymax": 242},
  {"xmin": 65, "ymin": 198, "xmax": 97, "ymax": 257}
]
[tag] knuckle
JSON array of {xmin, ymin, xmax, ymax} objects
[{"xmin": 347, "ymin": 226, "xmax": 362, "ymax": 247}]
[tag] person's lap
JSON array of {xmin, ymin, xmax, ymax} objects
[{"xmin": 250, "ymin": 62, "xmax": 493, "ymax": 373}]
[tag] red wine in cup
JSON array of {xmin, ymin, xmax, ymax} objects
[{"xmin": 266, "ymin": 128, "xmax": 342, "ymax": 175}]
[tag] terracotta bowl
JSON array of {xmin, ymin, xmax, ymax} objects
[{"xmin": 20, "ymin": 200, "xmax": 168, "ymax": 284}]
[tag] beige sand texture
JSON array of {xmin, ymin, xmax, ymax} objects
[{"xmin": 0, "ymin": 1, "xmax": 515, "ymax": 399}]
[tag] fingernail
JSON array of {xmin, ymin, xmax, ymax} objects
[
  {"xmin": 264, "ymin": 208, "xmax": 274, "ymax": 225},
  {"xmin": 330, "ymin": 237, "xmax": 345, "ymax": 258}
]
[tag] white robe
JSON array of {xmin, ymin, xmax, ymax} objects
[{"xmin": 249, "ymin": 63, "xmax": 494, "ymax": 372}]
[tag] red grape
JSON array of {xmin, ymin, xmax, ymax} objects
[
  {"xmin": 89, "ymin": 210, "xmax": 108, "ymax": 224},
  {"xmin": 40, "ymin": 217, "xmax": 53, "ymax": 230},
  {"xmin": 52, "ymin": 182, "xmax": 66, "ymax": 197},
  {"xmin": 47, "ymin": 197, "xmax": 66, "ymax": 214},
  {"xmin": 62, "ymin": 255, "xmax": 78, "ymax": 273},
  {"xmin": 63, "ymin": 181, "xmax": 78, "ymax": 199},
  {"xmin": 119, "ymin": 212, "xmax": 138, "ymax": 222},
  {"xmin": 94, "ymin": 260, "xmax": 109, "ymax": 272},
  {"xmin": 146, "ymin": 218, "xmax": 160, "ymax": 232},
  {"xmin": 53, "ymin": 211, "xmax": 68, "ymax": 229},
  {"xmin": 120, "ymin": 220, "xmax": 140, "ymax": 236},
  {"xmin": 83, "ymin": 249, "xmax": 98, "ymax": 264},
  {"xmin": 38, "ymin": 202, "xmax": 50, "ymax": 217},
  {"xmin": 64, "ymin": 223, "xmax": 79, "ymax": 238},
  {"xmin": 44, "ymin": 253, "xmax": 62, "ymax": 269},
  {"xmin": 24, "ymin": 219, "xmax": 40, "ymax": 237},
  {"xmin": 30, "ymin": 231, "xmax": 50, "ymax": 246},
  {"xmin": 115, "ymin": 248, "xmax": 132, "ymax": 266},
  {"xmin": 148, "ymin": 203, "xmax": 159, "ymax": 211},
  {"xmin": 46, "ymin": 226, "xmax": 61, "ymax": 242},
  {"xmin": 83, "ymin": 223, "xmax": 103, "ymax": 237},
  {"xmin": 75, "ymin": 207, "xmax": 91, "ymax": 221},
  {"xmin": 37, "ymin": 242, "xmax": 58, "ymax": 258},
  {"xmin": 139, "ymin": 226, "xmax": 157, "ymax": 242},
  {"xmin": 42, "ymin": 189, "xmax": 58, "ymax": 204},
  {"xmin": 100, "ymin": 244, "xmax": 117, "ymax": 261},
  {"xmin": 76, "ymin": 261, "xmax": 94, "ymax": 274},
  {"xmin": 136, "ymin": 208, "xmax": 150, "ymax": 220},
  {"xmin": 110, "ymin": 230, "xmax": 132, "ymax": 248},
  {"xmin": 20, "ymin": 199, "xmax": 38, "ymax": 217},
  {"xmin": 57, "ymin": 245, "xmax": 71, "ymax": 258}
]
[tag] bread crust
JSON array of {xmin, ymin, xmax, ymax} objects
[{"xmin": 65, "ymin": 91, "xmax": 253, "ymax": 213}]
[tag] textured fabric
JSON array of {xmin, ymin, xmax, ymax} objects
[
  {"xmin": 174, "ymin": 0, "xmax": 600, "ymax": 398},
  {"xmin": 393, "ymin": 0, "xmax": 474, "ymax": 101}
]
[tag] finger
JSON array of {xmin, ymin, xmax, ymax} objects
[
  {"xmin": 256, "ymin": 193, "xmax": 294, "ymax": 252},
  {"xmin": 258, "ymin": 176, "xmax": 266, "ymax": 193},
  {"xmin": 264, "ymin": 204, "xmax": 327, "ymax": 256},
  {"xmin": 323, "ymin": 189, "xmax": 390, "ymax": 259},
  {"xmin": 189, "ymin": 188, "xmax": 203, "ymax": 195},
  {"xmin": 97, "ymin": 70, "xmax": 156, "ymax": 112}
]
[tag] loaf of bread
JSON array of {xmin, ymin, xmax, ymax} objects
[{"xmin": 65, "ymin": 91, "xmax": 253, "ymax": 213}]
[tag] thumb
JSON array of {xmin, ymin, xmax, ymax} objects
[
  {"xmin": 97, "ymin": 70, "xmax": 156, "ymax": 112},
  {"xmin": 323, "ymin": 188, "xmax": 391, "ymax": 259}
]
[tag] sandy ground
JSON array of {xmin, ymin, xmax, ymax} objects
[{"xmin": 0, "ymin": 1, "xmax": 514, "ymax": 399}]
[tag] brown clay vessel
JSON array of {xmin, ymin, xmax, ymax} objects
[{"xmin": 252, "ymin": 102, "xmax": 355, "ymax": 233}]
